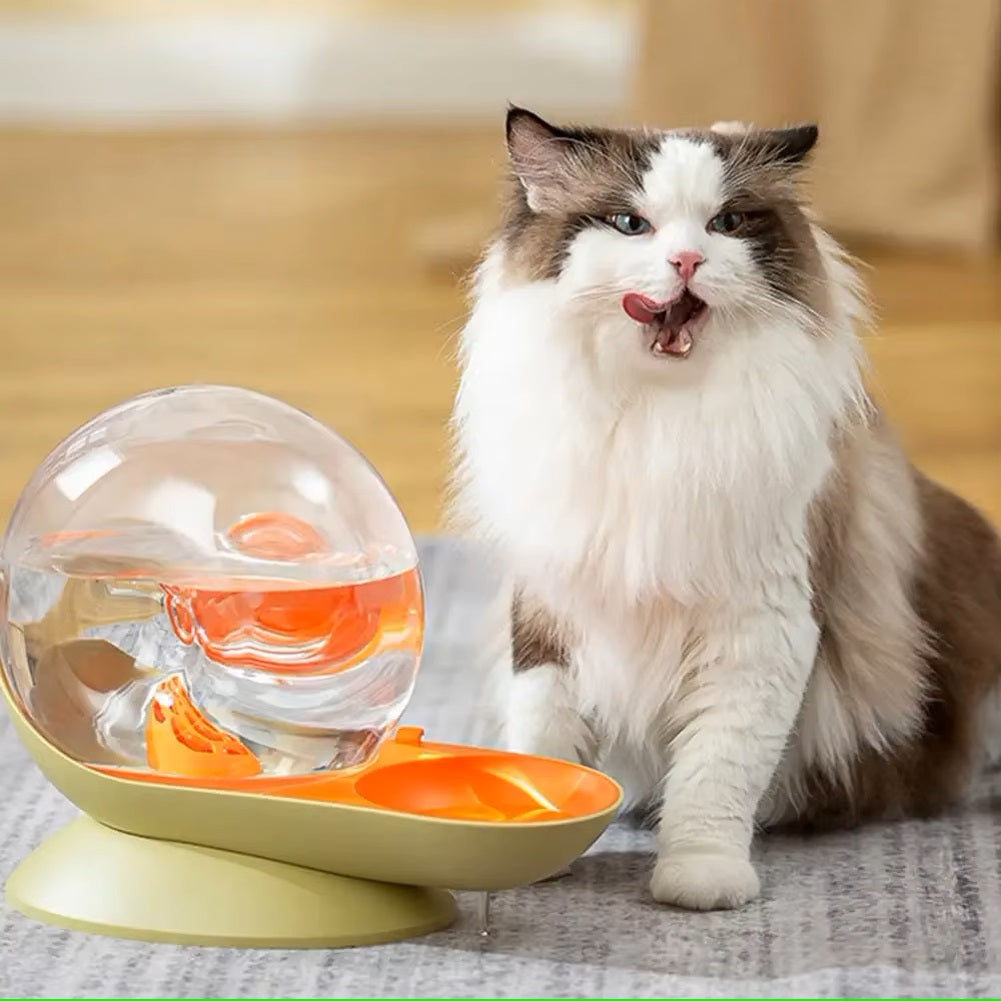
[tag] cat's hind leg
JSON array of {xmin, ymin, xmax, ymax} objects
[
  {"xmin": 503, "ymin": 594, "xmax": 594, "ymax": 764},
  {"xmin": 504, "ymin": 662, "xmax": 594, "ymax": 882},
  {"xmin": 504, "ymin": 663, "xmax": 594, "ymax": 765}
]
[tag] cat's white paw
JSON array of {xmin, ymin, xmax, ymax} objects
[{"xmin": 650, "ymin": 852, "xmax": 760, "ymax": 911}]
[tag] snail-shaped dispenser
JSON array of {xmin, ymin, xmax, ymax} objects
[{"xmin": 0, "ymin": 386, "xmax": 620, "ymax": 947}]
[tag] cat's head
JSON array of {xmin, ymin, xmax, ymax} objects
[{"xmin": 497, "ymin": 107, "xmax": 833, "ymax": 375}]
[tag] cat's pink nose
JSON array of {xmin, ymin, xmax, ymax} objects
[{"xmin": 668, "ymin": 250, "xmax": 704, "ymax": 283}]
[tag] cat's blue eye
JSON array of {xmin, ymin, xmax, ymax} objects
[
  {"xmin": 607, "ymin": 213, "xmax": 652, "ymax": 236},
  {"xmin": 708, "ymin": 211, "xmax": 746, "ymax": 235}
]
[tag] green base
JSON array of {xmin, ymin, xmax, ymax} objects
[{"xmin": 5, "ymin": 815, "xmax": 457, "ymax": 948}]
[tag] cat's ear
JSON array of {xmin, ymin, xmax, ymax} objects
[
  {"xmin": 711, "ymin": 120, "xmax": 751, "ymax": 138},
  {"xmin": 754, "ymin": 124, "xmax": 819, "ymax": 165},
  {"xmin": 506, "ymin": 106, "xmax": 572, "ymax": 212}
]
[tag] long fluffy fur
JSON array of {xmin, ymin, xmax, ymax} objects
[{"xmin": 451, "ymin": 112, "xmax": 1001, "ymax": 910}]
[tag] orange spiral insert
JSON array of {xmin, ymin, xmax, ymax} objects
[{"xmin": 145, "ymin": 675, "xmax": 261, "ymax": 779}]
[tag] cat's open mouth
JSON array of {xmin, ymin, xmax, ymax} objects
[{"xmin": 621, "ymin": 291, "xmax": 708, "ymax": 358}]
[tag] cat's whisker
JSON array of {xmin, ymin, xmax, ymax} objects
[{"xmin": 435, "ymin": 314, "xmax": 471, "ymax": 364}]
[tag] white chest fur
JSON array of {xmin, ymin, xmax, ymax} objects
[{"xmin": 455, "ymin": 277, "xmax": 853, "ymax": 591}]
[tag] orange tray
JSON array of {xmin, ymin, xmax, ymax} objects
[{"xmin": 96, "ymin": 691, "xmax": 619, "ymax": 826}]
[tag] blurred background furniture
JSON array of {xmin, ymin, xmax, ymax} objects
[
  {"xmin": 634, "ymin": 0, "xmax": 1001, "ymax": 252},
  {"xmin": 0, "ymin": 0, "xmax": 998, "ymax": 536}
]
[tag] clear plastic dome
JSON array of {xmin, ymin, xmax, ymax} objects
[{"xmin": 0, "ymin": 386, "xmax": 424, "ymax": 778}]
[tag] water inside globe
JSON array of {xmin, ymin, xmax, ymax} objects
[{"xmin": 0, "ymin": 386, "xmax": 425, "ymax": 779}]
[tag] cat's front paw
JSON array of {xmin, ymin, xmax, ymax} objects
[{"xmin": 650, "ymin": 852, "xmax": 760, "ymax": 911}]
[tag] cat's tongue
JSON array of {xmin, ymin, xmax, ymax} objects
[{"xmin": 621, "ymin": 292, "xmax": 666, "ymax": 325}]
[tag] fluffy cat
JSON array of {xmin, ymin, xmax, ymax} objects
[{"xmin": 450, "ymin": 107, "xmax": 1001, "ymax": 911}]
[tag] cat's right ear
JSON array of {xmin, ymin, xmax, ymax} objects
[{"xmin": 506, "ymin": 106, "xmax": 571, "ymax": 213}]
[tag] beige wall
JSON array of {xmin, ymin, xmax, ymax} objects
[
  {"xmin": 0, "ymin": 0, "xmax": 628, "ymax": 14},
  {"xmin": 0, "ymin": 0, "xmax": 634, "ymax": 124}
]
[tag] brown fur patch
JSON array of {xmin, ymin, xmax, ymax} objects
[
  {"xmin": 785, "ymin": 417, "xmax": 1001, "ymax": 829},
  {"xmin": 502, "ymin": 110, "xmax": 663, "ymax": 282},
  {"xmin": 511, "ymin": 591, "xmax": 568, "ymax": 674},
  {"xmin": 709, "ymin": 128, "xmax": 827, "ymax": 317}
]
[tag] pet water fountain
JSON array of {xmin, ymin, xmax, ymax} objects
[{"xmin": 0, "ymin": 385, "xmax": 620, "ymax": 947}]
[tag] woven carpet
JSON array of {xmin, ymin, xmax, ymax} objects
[{"xmin": 1, "ymin": 537, "xmax": 1000, "ymax": 998}]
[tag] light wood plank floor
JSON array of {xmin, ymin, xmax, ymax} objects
[{"xmin": 1, "ymin": 129, "xmax": 999, "ymax": 535}]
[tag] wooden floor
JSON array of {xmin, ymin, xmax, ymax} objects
[{"xmin": 1, "ymin": 128, "xmax": 999, "ymax": 536}]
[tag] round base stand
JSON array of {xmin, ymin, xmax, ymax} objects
[{"xmin": 5, "ymin": 815, "xmax": 457, "ymax": 948}]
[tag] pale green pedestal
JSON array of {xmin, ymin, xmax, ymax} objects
[
  {"xmin": 6, "ymin": 815, "xmax": 457, "ymax": 948},
  {"xmin": 1, "ymin": 672, "xmax": 620, "ymax": 948}
]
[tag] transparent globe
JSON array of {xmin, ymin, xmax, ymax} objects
[{"xmin": 0, "ymin": 386, "xmax": 423, "ymax": 778}]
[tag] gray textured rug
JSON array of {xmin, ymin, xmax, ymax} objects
[{"xmin": 2, "ymin": 537, "xmax": 1000, "ymax": 998}]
